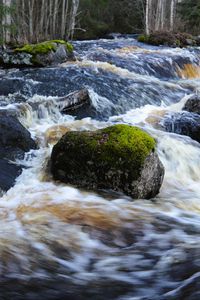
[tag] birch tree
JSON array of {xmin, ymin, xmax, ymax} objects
[
  {"xmin": 2, "ymin": 0, "xmax": 12, "ymax": 44},
  {"xmin": 145, "ymin": 0, "xmax": 150, "ymax": 35},
  {"xmin": 68, "ymin": 0, "xmax": 79, "ymax": 39},
  {"xmin": 170, "ymin": 0, "xmax": 176, "ymax": 31}
]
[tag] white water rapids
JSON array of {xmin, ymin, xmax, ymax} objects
[{"xmin": 0, "ymin": 37, "xmax": 200, "ymax": 299}]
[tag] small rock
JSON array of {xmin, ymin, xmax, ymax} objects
[
  {"xmin": 59, "ymin": 89, "xmax": 91, "ymax": 111},
  {"xmin": 58, "ymin": 88, "xmax": 93, "ymax": 118}
]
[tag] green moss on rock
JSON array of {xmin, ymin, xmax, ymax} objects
[
  {"xmin": 66, "ymin": 124, "xmax": 156, "ymax": 171},
  {"xmin": 138, "ymin": 34, "xmax": 149, "ymax": 43},
  {"xmin": 65, "ymin": 42, "xmax": 74, "ymax": 53},
  {"xmin": 15, "ymin": 40, "xmax": 73, "ymax": 55},
  {"xmin": 54, "ymin": 125, "xmax": 155, "ymax": 168}
]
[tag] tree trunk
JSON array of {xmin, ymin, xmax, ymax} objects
[
  {"xmin": 68, "ymin": 0, "xmax": 79, "ymax": 39},
  {"xmin": 170, "ymin": 0, "xmax": 176, "ymax": 31},
  {"xmin": 61, "ymin": 0, "xmax": 69, "ymax": 39},
  {"xmin": 39, "ymin": 0, "xmax": 45, "ymax": 40},
  {"xmin": 155, "ymin": 0, "xmax": 162, "ymax": 31},
  {"xmin": 53, "ymin": 0, "xmax": 59, "ymax": 38},
  {"xmin": 145, "ymin": 0, "xmax": 150, "ymax": 35},
  {"xmin": 28, "ymin": 0, "xmax": 34, "ymax": 41},
  {"xmin": 2, "ymin": 0, "xmax": 12, "ymax": 44}
]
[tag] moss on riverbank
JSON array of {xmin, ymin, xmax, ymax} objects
[{"xmin": 138, "ymin": 31, "xmax": 197, "ymax": 47}]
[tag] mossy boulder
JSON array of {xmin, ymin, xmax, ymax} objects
[
  {"xmin": 15, "ymin": 40, "xmax": 74, "ymax": 66},
  {"xmin": 51, "ymin": 124, "xmax": 164, "ymax": 199},
  {"xmin": 0, "ymin": 40, "xmax": 74, "ymax": 68}
]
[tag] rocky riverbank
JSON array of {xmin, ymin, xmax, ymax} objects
[{"xmin": 138, "ymin": 31, "xmax": 200, "ymax": 47}]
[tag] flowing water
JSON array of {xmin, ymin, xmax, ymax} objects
[{"xmin": 0, "ymin": 37, "xmax": 200, "ymax": 300}]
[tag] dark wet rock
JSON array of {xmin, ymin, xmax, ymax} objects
[
  {"xmin": 163, "ymin": 112, "xmax": 200, "ymax": 143},
  {"xmin": 0, "ymin": 159, "xmax": 22, "ymax": 193},
  {"xmin": 0, "ymin": 114, "xmax": 36, "ymax": 152},
  {"xmin": 59, "ymin": 88, "xmax": 92, "ymax": 116},
  {"xmin": 183, "ymin": 95, "xmax": 200, "ymax": 115},
  {"xmin": 0, "ymin": 40, "xmax": 74, "ymax": 68},
  {"xmin": 0, "ymin": 114, "xmax": 37, "ymax": 192},
  {"xmin": 51, "ymin": 124, "xmax": 164, "ymax": 199}
]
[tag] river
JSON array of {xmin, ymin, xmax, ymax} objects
[{"xmin": 0, "ymin": 37, "xmax": 200, "ymax": 299}]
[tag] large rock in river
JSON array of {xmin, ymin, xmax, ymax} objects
[
  {"xmin": 51, "ymin": 124, "xmax": 164, "ymax": 199},
  {"xmin": 0, "ymin": 114, "xmax": 37, "ymax": 193}
]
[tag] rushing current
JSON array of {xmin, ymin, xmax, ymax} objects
[{"xmin": 0, "ymin": 37, "xmax": 200, "ymax": 300}]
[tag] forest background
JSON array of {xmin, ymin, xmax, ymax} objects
[{"xmin": 0, "ymin": 0, "xmax": 199, "ymax": 45}]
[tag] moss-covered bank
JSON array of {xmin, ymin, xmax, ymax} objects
[
  {"xmin": 51, "ymin": 124, "xmax": 164, "ymax": 199},
  {"xmin": 138, "ymin": 31, "xmax": 199, "ymax": 47}
]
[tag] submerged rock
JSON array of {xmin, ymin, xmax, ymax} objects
[
  {"xmin": 0, "ymin": 40, "xmax": 74, "ymax": 68},
  {"xmin": 183, "ymin": 95, "xmax": 200, "ymax": 115},
  {"xmin": 163, "ymin": 112, "xmax": 200, "ymax": 143},
  {"xmin": 0, "ymin": 114, "xmax": 37, "ymax": 192},
  {"xmin": 51, "ymin": 124, "xmax": 164, "ymax": 199}
]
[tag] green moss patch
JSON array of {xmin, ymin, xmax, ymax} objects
[
  {"xmin": 15, "ymin": 40, "xmax": 73, "ymax": 55},
  {"xmin": 138, "ymin": 34, "xmax": 150, "ymax": 43},
  {"xmin": 53, "ymin": 124, "xmax": 156, "ymax": 180}
]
